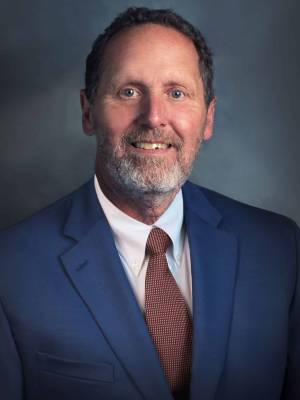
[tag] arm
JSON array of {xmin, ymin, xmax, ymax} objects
[
  {"xmin": 0, "ymin": 298, "xmax": 23, "ymax": 399},
  {"xmin": 281, "ymin": 223, "xmax": 300, "ymax": 399}
]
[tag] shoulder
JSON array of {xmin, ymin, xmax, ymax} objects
[
  {"xmin": 0, "ymin": 180, "xmax": 99, "ymax": 297},
  {"xmin": 183, "ymin": 180, "xmax": 299, "ymax": 237},
  {"xmin": 1, "ymin": 190, "xmax": 72, "ymax": 245},
  {"xmin": 0, "ymin": 180, "xmax": 93, "ymax": 256},
  {"xmin": 184, "ymin": 181, "xmax": 299, "ymax": 291}
]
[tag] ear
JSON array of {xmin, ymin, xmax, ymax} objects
[
  {"xmin": 203, "ymin": 97, "xmax": 216, "ymax": 141},
  {"xmin": 80, "ymin": 89, "xmax": 95, "ymax": 135}
]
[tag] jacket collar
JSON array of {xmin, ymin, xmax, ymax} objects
[
  {"xmin": 63, "ymin": 178, "xmax": 105, "ymax": 241},
  {"xmin": 63, "ymin": 179, "xmax": 223, "ymax": 241},
  {"xmin": 182, "ymin": 180, "xmax": 222, "ymax": 227}
]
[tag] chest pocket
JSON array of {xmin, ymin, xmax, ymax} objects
[{"xmin": 37, "ymin": 351, "xmax": 114, "ymax": 383}]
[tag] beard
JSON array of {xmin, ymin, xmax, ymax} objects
[{"xmin": 96, "ymin": 127, "xmax": 202, "ymax": 196}]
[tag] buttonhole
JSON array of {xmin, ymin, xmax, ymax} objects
[{"xmin": 76, "ymin": 260, "xmax": 88, "ymax": 272}]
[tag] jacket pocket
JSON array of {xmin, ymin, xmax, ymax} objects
[{"xmin": 36, "ymin": 351, "xmax": 114, "ymax": 383}]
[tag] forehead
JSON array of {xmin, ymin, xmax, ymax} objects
[
  {"xmin": 100, "ymin": 23, "xmax": 201, "ymax": 83},
  {"xmin": 107, "ymin": 23, "xmax": 197, "ymax": 49}
]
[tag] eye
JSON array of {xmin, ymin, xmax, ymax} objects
[
  {"xmin": 119, "ymin": 88, "xmax": 138, "ymax": 98},
  {"xmin": 170, "ymin": 89, "xmax": 185, "ymax": 99}
]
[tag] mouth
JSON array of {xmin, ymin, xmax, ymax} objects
[{"xmin": 131, "ymin": 142, "xmax": 171, "ymax": 150}]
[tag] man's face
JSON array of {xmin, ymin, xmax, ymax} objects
[{"xmin": 81, "ymin": 24, "xmax": 215, "ymax": 196}]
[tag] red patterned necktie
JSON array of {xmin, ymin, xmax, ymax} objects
[{"xmin": 144, "ymin": 227, "xmax": 193, "ymax": 396}]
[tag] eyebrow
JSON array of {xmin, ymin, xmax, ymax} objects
[{"xmin": 110, "ymin": 78, "xmax": 194, "ymax": 90}]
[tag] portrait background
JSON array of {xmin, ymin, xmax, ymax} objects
[{"xmin": 0, "ymin": 0, "xmax": 299, "ymax": 229}]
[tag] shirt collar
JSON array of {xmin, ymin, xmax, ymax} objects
[{"xmin": 94, "ymin": 175, "xmax": 184, "ymax": 276}]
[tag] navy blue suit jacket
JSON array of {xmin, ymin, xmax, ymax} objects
[{"xmin": 0, "ymin": 179, "xmax": 299, "ymax": 400}]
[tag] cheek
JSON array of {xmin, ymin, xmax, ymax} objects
[
  {"xmin": 172, "ymin": 109, "xmax": 205, "ymax": 145},
  {"xmin": 94, "ymin": 104, "xmax": 136, "ymax": 141}
]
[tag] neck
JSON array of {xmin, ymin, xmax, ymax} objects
[{"xmin": 96, "ymin": 172, "xmax": 179, "ymax": 225}]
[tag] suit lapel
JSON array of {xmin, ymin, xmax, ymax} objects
[
  {"xmin": 183, "ymin": 183, "xmax": 238, "ymax": 400},
  {"xmin": 60, "ymin": 180, "xmax": 173, "ymax": 400}
]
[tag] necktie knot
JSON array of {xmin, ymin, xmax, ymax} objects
[{"xmin": 146, "ymin": 227, "xmax": 171, "ymax": 256}]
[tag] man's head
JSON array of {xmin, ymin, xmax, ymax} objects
[
  {"xmin": 85, "ymin": 7, "xmax": 214, "ymax": 108},
  {"xmin": 80, "ymin": 7, "xmax": 216, "ymax": 202}
]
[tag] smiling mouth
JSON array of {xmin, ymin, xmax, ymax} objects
[{"xmin": 132, "ymin": 142, "xmax": 171, "ymax": 150}]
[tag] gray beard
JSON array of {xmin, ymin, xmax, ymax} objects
[
  {"xmin": 108, "ymin": 152, "xmax": 187, "ymax": 195},
  {"xmin": 96, "ymin": 128, "xmax": 201, "ymax": 197}
]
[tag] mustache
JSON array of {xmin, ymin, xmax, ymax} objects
[{"xmin": 122, "ymin": 128, "xmax": 183, "ymax": 150}]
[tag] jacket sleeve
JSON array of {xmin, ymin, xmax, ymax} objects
[
  {"xmin": 0, "ymin": 298, "xmax": 23, "ymax": 399},
  {"xmin": 281, "ymin": 223, "xmax": 300, "ymax": 399}
]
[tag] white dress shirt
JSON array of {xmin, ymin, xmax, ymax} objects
[{"xmin": 94, "ymin": 175, "xmax": 193, "ymax": 313}]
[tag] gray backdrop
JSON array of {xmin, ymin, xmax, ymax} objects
[{"xmin": 0, "ymin": 0, "xmax": 299, "ymax": 229}]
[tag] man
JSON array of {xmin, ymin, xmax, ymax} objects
[{"xmin": 0, "ymin": 7, "xmax": 299, "ymax": 400}]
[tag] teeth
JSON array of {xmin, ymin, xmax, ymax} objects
[{"xmin": 134, "ymin": 142, "xmax": 169, "ymax": 150}]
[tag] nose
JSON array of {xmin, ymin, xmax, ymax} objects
[{"xmin": 137, "ymin": 93, "xmax": 167, "ymax": 128}]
